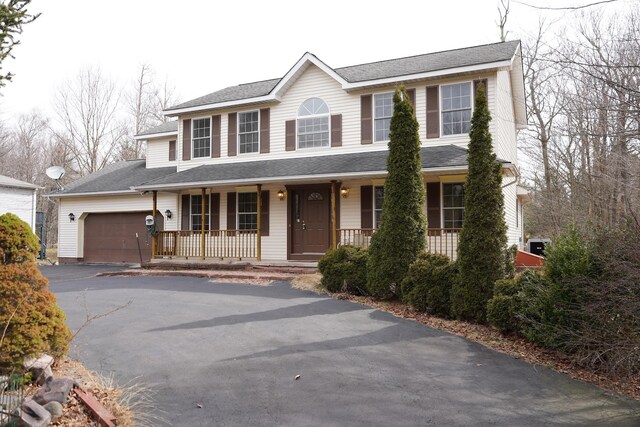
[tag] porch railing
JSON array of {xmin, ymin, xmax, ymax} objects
[
  {"xmin": 155, "ymin": 230, "xmax": 258, "ymax": 259},
  {"xmin": 336, "ymin": 228, "xmax": 462, "ymax": 260}
]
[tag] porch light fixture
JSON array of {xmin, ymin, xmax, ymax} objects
[
  {"xmin": 68, "ymin": 213, "xmax": 75, "ymax": 222},
  {"xmin": 277, "ymin": 190, "xmax": 286, "ymax": 201},
  {"xmin": 340, "ymin": 187, "xmax": 350, "ymax": 198},
  {"xmin": 164, "ymin": 209, "xmax": 172, "ymax": 219}
]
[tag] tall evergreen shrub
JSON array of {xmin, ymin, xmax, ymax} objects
[
  {"xmin": 367, "ymin": 86, "xmax": 426, "ymax": 298},
  {"xmin": 451, "ymin": 83, "xmax": 507, "ymax": 322}
]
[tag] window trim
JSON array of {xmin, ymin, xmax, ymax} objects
[
  {"xmin": 439, "ymin": 81, "xmax": 474, "ymax": 138},
  {"xmin": 237, "ymin": 191, "xmax": 258, "ymax": 231},
  {"xmin": 373, "ymin": 92, "xmax": 394, "ymax": 143},
  {"xmin": 237, "ymin": 109, "xmax": 260, "ymax": 155},
  {"xmin": 189, "ymin": 193, "xmax": 211, "ymax": 231},
  {"xmin": 441, "ymin": 182, "xmax": 465, "ymax": 229},
  {"xmin": 191, "ymin": 115, "xmax": 212, "ymax": 158},
  {"xmin": 296, "ymin": 98, "xmax": 331, "ymax": 150}
]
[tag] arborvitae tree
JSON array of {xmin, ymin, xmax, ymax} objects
[
  {"xmin": 367, "ymin": 86, "xmax": 426, "ymax": 299},
  {"xmin": 451, "ymin": 82, "xmax": 507, "ymax": 322}
]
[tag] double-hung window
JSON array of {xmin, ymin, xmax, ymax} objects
[
  {"xmin": 192, "ymin": 117, "xmax": 211, "ymax": 158},
  {"xmin": 442, "ymin": 183, "xmax": 464, "ymax": 229},
  {"xmin": 297, "ymin": 98, "xmax": 330, "ymax": 149},
  {"xmin": 238, "ymin": 192, "xmax": 258, "ymax": 230},
  {"xmin": 374, "ymin": 93, "xmax": 393, "ymax": 142},
  {"xmin": 238, "ymin": 111, "xmax": 259, "ymax": 154},
  {"xmin": 441, "ymin": 83, "xmax": 472, "ymax": 136},
  {"xmin": 191, "ymin": 194, "xmax": 210, "ymax": 231},
  {"xmin": 374, "ymin": 186, "xmax": 384, "ymax": 228}
]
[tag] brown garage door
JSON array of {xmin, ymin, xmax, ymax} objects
[{"xmin": 84, "ymin": 212, "xmax": 163, "ymax": 263}]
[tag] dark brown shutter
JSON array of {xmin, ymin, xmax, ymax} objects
[
  {"xmin": 227, "ymin": 192, "xmax": 236, "ymax": 231},
  {"xmin": 426, "ymin": 182, "xmax": 441, "ymax": 229},
  {"xmin": 260, "ymin": 108, "xmax": 270, "ymax": 154},
  {"xmin": 361, "ymin": 95, "xmax": 372, "ymax": 144},
  {"xmin": 211, "ymin": 115, "xmax": 221, "ymax": 158},
  {"xmin": 426, "ymin": 86, "xmax": 440, "ymax": 139},
  {"xmin": 361, "ymin": 185, "xmax": 373, "ymax": 229},
  {"xmin": 168, "ymin": 140, "xmax": 176, "ymax": 161},
  {"xmin": 331, "ymin": 114, "xmax": 342, "ymax": 147},
  {"xmin": 285, "ymin": 120, "xmax": 296, "ymax": 151},
  {"xmin": 211, "ymin": 193, "xmax": 220, "ymax": 230},
  {"xmin": 182, "ymin": 119, "xmax": 191, "ymax": 160},
  {"xmin": 228, "ymin": 113, "xmax": 237, "ymax": 157},
  {"xmin": 474, "ymin": 79, "xmax": 489, "ymax": 99},
  {"xmin": 260, "ymin": 190, "xmax": 270, "ymax": 236},
  {"xmin": 181, "ymin": 194, "xmax": 190, "ymax": 230},
  {"xmin": 407, "ymin": 88, "xmax": 416, "ymax": 116}
]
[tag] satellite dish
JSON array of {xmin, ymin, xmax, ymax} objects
[
  {"xmin": 46, "ymin": 166, "xmax": 66, "ymax": 190},
  {"xmin": 46, "ymin": 166, "xmax": 65, "ymax": 180}
]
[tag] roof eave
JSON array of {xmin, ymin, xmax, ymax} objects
[
  {"xmin": 163, "ymin": 94, "xmax": 279, "ymax": 117},
  {"xmin": 48, "ymin": 189, "xmax": 140, "ymax": 198},
  {"xmin": 134, "ymin": 130, "xmax": 178, "ymax": 141}
]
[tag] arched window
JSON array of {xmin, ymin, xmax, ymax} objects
[{"xmin": 297, "ymin": 98, "xmax": 330, "ymax": 148}]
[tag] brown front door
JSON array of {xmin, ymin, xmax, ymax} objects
[{"xmin": 291, "ymin": 187, "xmax": 331, "ymax": 256}]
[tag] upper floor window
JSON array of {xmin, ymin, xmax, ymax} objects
[
  {"xmin": 443, "ymin": 183, "xmax": 464, "ymax": 229},
  {"xmin": 374, "ymin": 93, "xmax": 393, "ymax": 142},
  {"xmin": 297, "ymin": 98, "xmax": 329, "ymax": 149},
  {"xmin": 192, "ymin": 117, "xmax": 211, "ymax": 158},
  {"xmin": 441, "ymin": 83, "xmax": 472, "ymax": 136},
  {"xmin": 238, "ymin": 111, "xmax": 259, "ymax": 154},
  {"xmin": 238, "ymin": 192, "xmax": 258, "ymax": 230}
]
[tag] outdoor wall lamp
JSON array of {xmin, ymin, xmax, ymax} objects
[
  {"xmin": 277, "ymin": 190, "xmax": 286, "ymax": 201},
  {"xmin": 340, "ymin": 187, "xmax": 350, "ymax": 198},
  {"xmin": 68, "ymin": 213, "xmax": 75, "ymax": 222},
  {"xmin": 164, "ymin": 209, "xmax": 172, "ymax": 219}
]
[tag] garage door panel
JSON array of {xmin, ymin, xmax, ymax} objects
[{"xmin": 84, "ymin": 212, "xmax": 163, "ymax": 263}]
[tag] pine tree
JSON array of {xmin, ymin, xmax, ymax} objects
[
  {"xmin": 367, "ymin": 86, "xmax": 426, "ymax": 299},
  {"xmin": 451, "ymin": 82, "xmax": 507, "ymax": 322}
]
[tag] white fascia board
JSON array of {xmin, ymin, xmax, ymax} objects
[
  {"xmin": 49, "ymin": 190, "xmax": 140, "ymax": 198},
  {"xmin": 340, "ymin": 60, "xmax": 513, "ymax": 90},
  {"xmin": 134, "ymin": 131, "xmax": 178, "ymax": 141},
  {"xmin": 164, "ymin": 94, "xmax": 279, "ymax": 117}
]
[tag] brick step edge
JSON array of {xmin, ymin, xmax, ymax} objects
[
  {"xmin": 141, "ymin": 262, "xmax": 317, "ymax": 275},
  {"xmin": 97, "ymin": 270, "xmax": 299, "ymax": 282},
  {"xmin": 73, "ymin": 387, "xmax": 117, "ymax": 427}
]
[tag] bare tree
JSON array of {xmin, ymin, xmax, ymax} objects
[
  {"xmin": 497, "ymin": 0, "xmax": 510, "ymax": 42},
  {"xmin": 53, "ymin": 67, "xmax": 125, "ymax": 175}
]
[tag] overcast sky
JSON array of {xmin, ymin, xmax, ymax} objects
[{"xmin": 0, "ymin": 0, "xmax": 630, "ymax": 124}]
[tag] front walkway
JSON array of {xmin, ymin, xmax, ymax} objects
[{"xmin": 44, "ymin": 266, "xmax": 640, "ymax": 426}]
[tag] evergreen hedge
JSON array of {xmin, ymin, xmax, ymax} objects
[{"xmin": 367, "ymin": 86, "xmax": 426, "ymax": 299}]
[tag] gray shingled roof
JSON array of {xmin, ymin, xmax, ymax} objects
[
  {"xmin": 166, "ymin": 41, "xmax": 520, "ymax": 112},
  {"xmin": 0, "ymin": 174, "xmax": 39, "ymax": 190},
  {"xmin": 54, "ymin": 160, "xmax": 176, "ymax": 196},
  {"xmin": 335, "ymin": 40, "xmax": 520, "ymax": 82},
  {"xmin": 136, "ymin": 145, "xmax": 508, "ymax": 189},
  {"xmin": 136, "ymin": 120, "xmax": 178, "ymax": 137}
]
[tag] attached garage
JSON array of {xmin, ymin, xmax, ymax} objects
[{"xmin": 83, "ymin": 212, "xmax": 163, "ymax": 263}]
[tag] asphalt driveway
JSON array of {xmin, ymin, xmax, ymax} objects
[{"xmin": 42, "ymin": 265, "xmax": 640, "ymax": 426}]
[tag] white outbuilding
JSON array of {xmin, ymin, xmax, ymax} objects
[{"xmin": 0, "ymin": 174, "xmax": 39, "ymax": 231}]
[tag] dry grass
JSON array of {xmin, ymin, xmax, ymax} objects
[
  {"xmin": 290, "ymin": 273, "xmax": 325, "ymax": 294},
  {"xmin": 36, "ymin": 247, "xmax": 58, "ymax": 266},
  {"xmin": 49, "ymin": 358, "xmax": 162, "ymax": 426}
]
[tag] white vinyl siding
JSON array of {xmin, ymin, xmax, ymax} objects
[{"xmin": 145, "ymin": 137, "xmax": 175, "ymax": 169}]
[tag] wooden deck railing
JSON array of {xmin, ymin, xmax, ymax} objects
[
  {"xmin": 155, "ymin": 230, "xmax": 258, "ymax": 259},
  {"xmin": 336, "ymin": 228, "xmax": 462, "ymax": 260}
]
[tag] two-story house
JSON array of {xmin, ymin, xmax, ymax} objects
[{"xmin": 53, "ymin": 40, "xmax": 527, "ymax": 264}]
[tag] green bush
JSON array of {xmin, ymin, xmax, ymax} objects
[
  {"xmin": 487, "ymin": 278, "xmax": 522, "ymax": 333},
  {"xmin": 0, "ymin": 214, "xmax": 71, "ymax": 373},
  {"xmin": 401, "ymin": 253, "xmax": 457, "ymax": 318},
  {"xmin": 318, "ymin": 246, "xmax": 368, "ymax": 295},
  {"xmin": 0, "ymin": 213, "xmax": 40, "ymax": 263},
  {"xmin": 543, "ymin": 226, "xmax": 593, "ymax": 283}
]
